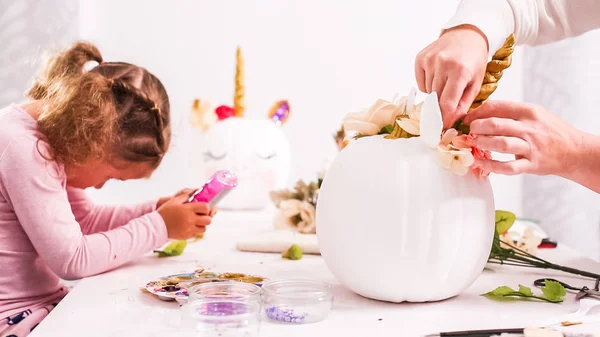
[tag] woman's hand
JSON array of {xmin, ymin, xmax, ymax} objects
[
  {"xmin": 157, "ymin": 194, "xmax": 213, "ymax": 240},
  {"xmin": 156, "ymin": 188, "xmax": 196, "ymax": 209},
  {"xmin": 415, "ymin": 24, "xmax": 489, "ymax": 128},
  {"xmin": 463, "ymin": 101, "xmax": 584, "ymax": 178}
]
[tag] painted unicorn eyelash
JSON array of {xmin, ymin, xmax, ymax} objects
[
  {"xmin": 203, "ymin": 151, "xmax": 227, "ymax": 161},
  {"xmin": 256, "ymin": 153, "xmax": 277, "ymax": 160}
]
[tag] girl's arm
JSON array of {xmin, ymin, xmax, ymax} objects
[
  {"xmin": 0, "ymin": 140, "xmax": 168, "ymax": 280},
  {"xmin": 442, "ymin": 0, "xmax": 600, "ymax": 59},
  {"xmin": 67, "ymin": 187, "xmax": 158, "ymax": 234}
]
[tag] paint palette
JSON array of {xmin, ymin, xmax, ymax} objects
[{"xmin": 144, "ymin": 269, "xmax": 267, "ymax": 304}]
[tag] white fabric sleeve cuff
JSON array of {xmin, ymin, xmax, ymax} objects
[{"xmin": 441, "ymin": 0, "xmax": 515, "ymax": 60}]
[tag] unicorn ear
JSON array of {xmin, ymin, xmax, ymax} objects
[
  {"xmin": 267, "ymin": 100, "xmax": 290, "ymax": 125},
  {"xmin": 419, "ymin": 92, "xmax": 443, "ymax": 148},
  {"xmin": 405, "ymin": 87, "xmax": 418, "ymax": 114},
  {"xmin": 190, "ymin": 99, "xmax": 218, "ymax": 131}
]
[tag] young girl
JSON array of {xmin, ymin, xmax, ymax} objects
[{"xmin": 0, "ymin": 41, "xmax": 213, "ymax": 337}]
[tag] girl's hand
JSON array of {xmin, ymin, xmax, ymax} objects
[
  {"xmin": 157, "ymin": 194, "xmax": 212, "ymax": 240},
  {"xmin": 463, "ymin": 101, "xmax": 583, "ymax": 177},
  {"xmin": 415, "ymin": 25, "xmax": 489, "ymax": 128},
  {"xmin": 156, "ymin": 188, "xmax": 196, "ymax": 209}
]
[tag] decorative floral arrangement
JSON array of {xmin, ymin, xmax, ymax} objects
[
  {"xmin": 269, "ymin": 127, "xmax": 345, "ymax": 234},
  {"xmin": 342, "ymin": 88, "xmax": 491, "ymax": 178},
  {"xmin": 270, "ymin": 180, "xmax": 320, "ymax": 234},
  {"xmin": 490, "ymin": 210, "xmax": 600, "ymax": 280}
]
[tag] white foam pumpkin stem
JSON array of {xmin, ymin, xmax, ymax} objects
[{"xmin": 419, "ymin": 92, "xmax": 443, "ymax": 149}]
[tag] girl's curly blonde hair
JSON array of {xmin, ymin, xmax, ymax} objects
[{"xmin": 28, "ymin": 41, "xmax": 170, "ymax": 168}]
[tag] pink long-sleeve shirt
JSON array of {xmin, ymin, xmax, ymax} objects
[{"xmin": 0, "ymin": 104, "xmax": 169, "ymax": 319}]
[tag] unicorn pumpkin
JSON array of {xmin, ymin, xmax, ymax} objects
[{"xmin": 189, "ymin": 47, "xmax": 291, "ymax": 210}]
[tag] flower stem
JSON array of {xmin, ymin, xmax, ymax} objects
[
  {"xmin": 487, "ymin": 260, "xmax": 538, "ymax": 268},
  {"xmin": 490, "ymin": 255, "xmax": 600, "ymax": 280},
  {"xmin": 542, "ymin": 262, "xmax": 600, "ymax": 280},
  {"xmin": 499, "ymin": 293, "xmax": 561, "ymax": 303},
  {"xmin": 498, "ymin": 239, "xmax": 552, "ymax": 264},
  {"xmin": 490, "ymin": 236, "xmax": 600, "ymax": 280}
]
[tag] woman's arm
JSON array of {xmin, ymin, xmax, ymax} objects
[
  {"xmin": 564, "ymin": 132, "xmax": 600, "ymax": 194},
  {"xmin": 443, "ymin": 0, "xmax": 600, "ymax": 60},
  {"xmin": 67, "ymin": 187, "xmax": 158, "ymax": 234},
  {"xmin": 0, "ymin": 139, "xmax": 168, "ymax": 280}
]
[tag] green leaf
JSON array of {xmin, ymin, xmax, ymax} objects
[
  {"xmin": 541, "ymin": 280, "xmax": 567, "ymax": 302},
  {"xmin": 482, "ymin": 282, "xmax": 566, "ymax": 303},
  {"xmin": 378, "ymin": 124, "xmax": 395, "ymax": 135},
  {"xmin": 495, "ymin": 210, "xmax": 517, "ymax": 234},
  {"xmin": 451, "ymin": 117, "xmax": 471, "ymax": 134},
  {"xmin": 518, "ymin": 285, "xmax": 534, "ymax": 296},
  {"xmin": 485, "ymin": 286, "xmax": 515, "ymax": 296},
  {"xmin": 457, "ymin": 124, "xmax": 470, "ymax": 134},
  {"xmin": 282, "ymin": 244, "xmax": 303, "ymax": 260},
  {"xmin": 154, "ymin": 240, "xmax": 187, "ymax": 257}
]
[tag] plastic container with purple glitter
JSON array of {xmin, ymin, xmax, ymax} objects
[
  {"xmin": 182, "ymin": 282, "xmax": 262, "ymax": 336},
  {"xmin": 261, "ymin": 279, "xmax": 333, "ymax": 324}
]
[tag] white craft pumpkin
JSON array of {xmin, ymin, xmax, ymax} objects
[
  {"xmin": 316, "ymin": 91, "xmax": 495, "ymax": 302},
  {"xmin": 197, "ymin": 116, "xmax": 291, "ymax": 210}
]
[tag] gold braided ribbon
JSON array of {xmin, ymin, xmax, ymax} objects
[
  {"xmin": 234, "ymin": 46, "xmax": 246, "ymax": 117},
  {"xmin": 468, "ymin": 33, "xmax": 515, "ymax": 112}
]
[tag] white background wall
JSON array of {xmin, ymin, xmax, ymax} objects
[
  {"xmin": 521, "ymin": 30, "xmax": 600, "ymax": 259},
  {"xmin": 78, "ymin": 0, "xmax": 524, "ymax": 214},
  {"xmin": 0, "ymin": 0, "xmax": 79, "ymax": 107}
]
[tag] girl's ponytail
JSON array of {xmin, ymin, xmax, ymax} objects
[
  {"xmin": 31, "ymin": 42, "xmax": 117, "ymax": 165},
  {"xmin": 28, "ymin": 41, "xmax": 103, "ymax": 99}
]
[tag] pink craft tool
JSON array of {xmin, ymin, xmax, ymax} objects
[{"xmin": 187, "ymin": 170, "xmax": 238, "ymax": 207}]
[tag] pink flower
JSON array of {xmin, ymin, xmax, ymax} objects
[
  {"xmin": 470, "ymin": 137, "xmax": 492, "ymax": 178},
  {"xmin": 436, "ymin": 129, "xmax": 474, "ymax": 176},
  {"xmin": 438, "ymin": 131, "xmax": 493, "ymax": 179},
  {"xmin": 440, "ymin": 129, "xmax": 458, "ymax": 147},
  {"xmin": 215, "ymin": 105, "xmax": 235, "ymax": 120},
  {"xmin": 472, "ymin": 146, "xmax": 492, "ymax": 160}
]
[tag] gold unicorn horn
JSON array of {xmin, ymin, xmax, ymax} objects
[
  {"xmin": 233, "ymin": 46, "xmax": 246, "ymax": 117},
  {"xmin": 469, "ymin": 34, "xmax": 515, "ymax": 112}
]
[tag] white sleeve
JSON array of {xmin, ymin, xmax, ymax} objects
[{"xmin": 442, "ymin": 0, "xmax": 600, "ymax": 59}]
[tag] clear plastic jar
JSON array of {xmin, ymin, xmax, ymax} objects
[
  {"xmin": 182, "ymin": 282, "xmax": 262, "ymax": 337},
  {"xmin": 261, "ymin": 279, "xmax": 333, "ymax": 324}
]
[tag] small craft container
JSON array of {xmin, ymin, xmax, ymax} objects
[
  {"xmin": 261, "ymin": 279, "xmax": 333, "ymax": 324},
  {"xmin": 182, "ymin": 282, "xmax": 263, "ymax": 337},
  {"xmin": 176, "ymin": 273, "xmax": 267, "ymax": 305}
]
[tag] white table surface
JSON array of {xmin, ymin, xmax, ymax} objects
[{"xmin": 29, "ymin": 210, "xmax": 600, "ymax": 337}]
